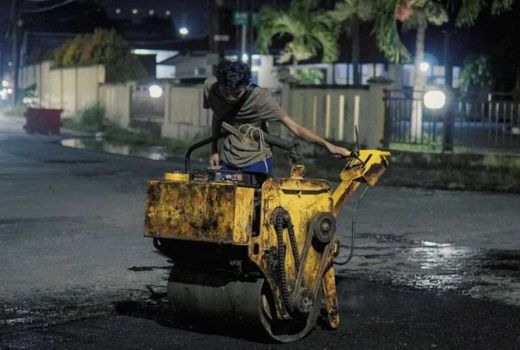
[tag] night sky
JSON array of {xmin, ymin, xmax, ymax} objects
[{"xmin": 1, "ymin": 0, "xmax": 519, "ymax": 89}]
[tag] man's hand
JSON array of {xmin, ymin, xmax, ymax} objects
[
  {"xmin": 209, "ymin": 153, "xmax": 220, "ymax": 168},
  {"xmin": 325, "ymin": 142, "xmax": 351, "ymax": 159}
]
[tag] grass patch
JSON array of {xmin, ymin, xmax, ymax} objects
[
  {"xmin": 63, "ymin": 105, "xmax": 105, "ymax": 132},
  {"xmin": 63, "ymin": 104, "xmax": 209, "ymax": 158},
  {"xmin": 103, "ymin": 123, "xmax": 188, "ymax": 152},
  {"xmin": 0, "ymin": 104, "xmax": 27, "ymax": 118}
]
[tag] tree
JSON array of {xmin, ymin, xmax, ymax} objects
[
  {"xmin": 329, "ymin": 0, "xmax": 375, "ymax": 86},
  {"xmin": 52, "ymin": 29, "xmax": 147, "ymax": 83},
  {"xmin": 370, "ymin": 1, "xmax": 447, "ymax": 141},
  {"xmin": 459, "ymin": 54, "xmax": 493, "ymax": 95},
  {"xmin": 256, "ymin": 0, "xmax": 339, "ymax": 66},
  {"xmin": 373, "ymin": 0, "xmax": 514, "ymax": 140},
  {"xmin": 455, "ymin": 0, "xmax": 515, "ymax": 26}
]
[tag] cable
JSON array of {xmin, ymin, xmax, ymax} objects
[
  {"xmin": 22, "ymin": 0, "xmax": 76, "ymax": 14},
  {"xmin": 333, "ymin": 185, "xmax": 369, "ymax": 266}
]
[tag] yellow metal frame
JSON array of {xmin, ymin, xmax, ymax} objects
[{"xmin": 144, "ymin": 149, "xmax": 391, "ymax": 329}]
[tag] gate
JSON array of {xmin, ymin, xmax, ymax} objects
[
  {"xmin": 130, "ymin": 84, "xmax": 165, "ymax": 135},
  {"xmin": 383, "ymin": 90, "xmax": 520, "ymax": 152}
]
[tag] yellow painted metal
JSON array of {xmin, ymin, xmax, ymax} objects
[
  {"xmin": 145, "ymin": 181, "xmax": 254, "ymax": 245},
  {"xmin": 322, "ymin": 265, "xmax": 340, "ymax": 328},
  {"xmin": 145, "ymin": 148, "xmax": 391, "ymax": 331},
  {"xmin": 248, "ymin": 177, "xmax": 333, "ymax": 319},
  {"xmin": 290, "ymin": 164, "xmax": 305, "ymax": 179},
  {"xmin": 332, "ymin": 149, "xmax": 390, "ymax": 216},
  {"xmin": 164, "ymin": 172, "xmax": 189, "ymax": 182}
]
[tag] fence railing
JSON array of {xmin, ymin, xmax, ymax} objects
[
  {"xmin": 383, "ymin": 90, "xmax": 520, "ymax": 153},
  {"xmin": 383, "ymin": 90, "xmax": 444, "ymax": 146},
  {"xmin": 453, "ymin": 99, "xmax": 520, "ymax": 150}
]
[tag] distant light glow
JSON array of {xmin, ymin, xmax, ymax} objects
[
  {"xmin": 149, "ymin": 85, "xmax": 163, "ymax": 98},
  {"xmin": 0, "ymin": 89, "xmax": 7, "ymax": 100},
  {"xmin": 149, "ymin": 9, "xmax": 154, "ymax": 15},
  {"xmin": 132, "ymin": 8, "xmax": 138, "ymax": 15},
  {"xmin": 7, "ymin": 88, "xmax": 13, "ymax": 94},
  {"xmin": 423, "ymin": 90, "xmax": 446, "ymax": 110},
  {"xmin": 2, "ymin": 80, "xmax": 8, "ymax": 88},
  {"xmin": 165, "ymin": 10, "xmax": 171, "ymax": 16},
  {"xmin": 115, "ymin": 8, "xmax": 121, "ymax": 14},
  {"xmin": 420, "ymin": 62, "xmax": 430, "ymax": 72},
  {"xmin": 241, "ymin": 54, "xmax": 249, "ymax": 62},
  {"xmin": 179, "ymin": 27, "xmax": 189, "ymax": 36}
]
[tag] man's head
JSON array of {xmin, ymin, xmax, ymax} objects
[{"xmin": 215, "ymin": 60, "xmax": 251, "ymax": 103}]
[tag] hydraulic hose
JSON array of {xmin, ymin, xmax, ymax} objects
[{"xmin": 333, "ymin": 185, "xmax": 370, "ymax": 266}]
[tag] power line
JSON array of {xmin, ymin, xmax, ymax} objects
[{"xmin": 22, "ymin": 0, "xmax": 76, "ymax": 14}]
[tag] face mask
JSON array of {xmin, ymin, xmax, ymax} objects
[{"xmin": 219, "ymin": 84, "xmax": 247, "ymax": 103}]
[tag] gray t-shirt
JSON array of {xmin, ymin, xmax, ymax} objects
[{"xmin": 203, "ymin": 76, "xmax": 285, "ymax": 168}]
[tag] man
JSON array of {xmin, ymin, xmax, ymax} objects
[{"xmin": 203, "ymin": 60, "xmax": 349, "ymax": 174}]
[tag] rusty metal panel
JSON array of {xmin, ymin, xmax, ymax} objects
[
  {"xmin": 145, "ymin": 181, "xmax": 253, "ymax": 245},
  {"xmin": 233, "ymin": 187, "xmax": 255, "ymax": 243},
  {"xmin": 248, "ymin": 178, "xmax": 333, "ymax": 318}
]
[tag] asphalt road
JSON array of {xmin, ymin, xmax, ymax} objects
[{"xmin": 1, "ymin": 114, "xmax": 519, "ymax": 349}]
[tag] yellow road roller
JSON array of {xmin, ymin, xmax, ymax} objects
[{"xmin": 144, "ymin": 125, "xmax": 390, "ymax": 342}]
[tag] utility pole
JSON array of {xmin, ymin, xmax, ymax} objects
[
  {"xmin": 209, "ymin": 0, "xmax": 228, "ymax": 61},
  {"xmin": 240, "ymin": 19, "xmax": 247, "ymax": 61},
  {"xmin": 443, "ymin": 30, "xmax": 452, "ymax": 88},
  {"xmin": 247, "ymin": 0, "xmax": 254, "ymax": 64},
  {"xmin": 0, "ymin": 45, "xmax": 4, "ymax": 85},
  {"xmin": 9, "ymin": 0, "xmax": 20, "ymax": 105}
]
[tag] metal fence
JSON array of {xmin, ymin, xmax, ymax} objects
[
  {"xmin": 383, "ymin": 90, "xmax": 444, "ymax": 146},
  {"xmin": 130, "ymin": 85, "xmax": 165, "ymax": 122},
  {"xmin": 383, "ymin": 90, "xmax": 520, "ymax": 152},
  {"xmin": 452, "ymin": 98, "xmax": 520, "ymax": 150}
]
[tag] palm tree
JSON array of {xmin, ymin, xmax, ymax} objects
[
  {"xmin": 256, "ymin": 0, "xmax": 339, "ymax": 67},
  {"xmin": 455, "ymin": 0, "xmax": 516, "ymax": 26},
  {"xmin": 373, "ymin": 0, "xmax": 515, "ymax": 140},
  {"xmin": 373, "ymin": 0, "xmax": 515, "ymax": 88},
  {"xmin": 329, "ymin": 0, "xmax": 375, "ymax": 86}
]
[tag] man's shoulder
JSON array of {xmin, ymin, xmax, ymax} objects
[
  {"xmin": 249, "ymin": 86, "xmax": 275, "ymax": 103},
  {"xmin": 204, "ymin": 76, "xmax": 217, "ymax": 90}
]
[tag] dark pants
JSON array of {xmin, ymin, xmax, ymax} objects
[{"xmin": 221, "ymin": 158, "xmax": 273, "ymax": 175}]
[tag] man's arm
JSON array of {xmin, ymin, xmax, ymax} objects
[{"xmin": 280, "ymin": 115, "xmax": 350, "ymax": 158}]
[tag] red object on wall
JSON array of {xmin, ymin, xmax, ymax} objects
[{"xmin": 24, "ymin": 108, "xmax": 62, "ymax": 134}]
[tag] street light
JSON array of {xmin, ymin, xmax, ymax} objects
[
  {"xmin": 241, "ymin": 53, "xmax": 249, "ymax": 62},
  {"xmin": 420, "ymin": 62, "xmax": 430, "ymax": 72},
  {"xmin": 179, "ymin": 27, "xmax": 189, "ymax": 36},
  {"xmin": 149, "ymin": 85, "xmax": 163, "ymax": 98},
  {"xmin": 423, "ymin": 90, "xmax": 446, "ymax": 110}
]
